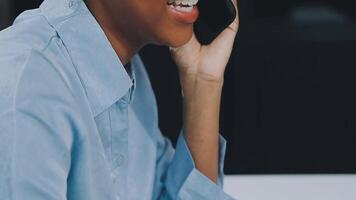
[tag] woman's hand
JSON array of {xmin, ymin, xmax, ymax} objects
[
  {"xmin": 169, "ymin": 0, "xmax": 239, "ymax": 183},
  {"xmin": 170, "ymin": 0, "xmax": 239, "ymax": 85}
]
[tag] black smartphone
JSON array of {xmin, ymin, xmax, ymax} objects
[{"xmin": 194, "ymin": 0, "xmax": 237, "ymax": 45}]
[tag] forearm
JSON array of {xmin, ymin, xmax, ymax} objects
[{"xmin": 180, "ymin": 73, "xmax": 224, "ymax": 183}]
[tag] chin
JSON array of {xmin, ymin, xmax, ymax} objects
[
  {"xmin": 156, "ymin": 26, "xmax": 194, "ymax": 48},
  {"xmin": 151, "ymin": 25, "xmax": 193, "ymax": 47}
]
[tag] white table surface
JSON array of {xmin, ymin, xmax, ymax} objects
[{"xmin": 224, "ymin": 174, "xmax": 356, "ymax": 200}]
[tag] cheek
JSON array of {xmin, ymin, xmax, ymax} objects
[
  {"xmin": 146, "ymin": 4, "xmax": 194, "ymax": 46},
  {"xmin": 135, "ymin": 1, "xmax": 194, "ymax": 47}
]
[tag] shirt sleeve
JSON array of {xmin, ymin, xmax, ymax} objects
[
  {"xmin": 153, "ymin": 128, "xmax": 235, "ymax": 200},
  {"xmin": 0, "ymin": 50, "xmax": 74, "ymax": 200}
]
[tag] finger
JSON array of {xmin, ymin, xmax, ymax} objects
[{"xmin": 229, "ymin": 0, "xmax": 239, "ymax": 32}]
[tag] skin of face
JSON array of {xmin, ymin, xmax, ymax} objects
[{"xmin": 98, "ymin": 0, "xmax": 195, "ymax": 48}]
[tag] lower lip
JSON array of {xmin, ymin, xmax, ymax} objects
[{"xmin": 167, "ymin": 5, "xmax": 199, "ymax": 24}]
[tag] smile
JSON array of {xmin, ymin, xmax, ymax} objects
[{"xmin": 167, "ymin": 0, "xmax": 199, "ymax": 13}]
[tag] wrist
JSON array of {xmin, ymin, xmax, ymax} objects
[
  {"xmin": 179, "ymin": 73, "xmax": 224, "ymax": 101},
  {"xmin": 181, "ymin": 76, "xmax": 223, "ymax": 122},
  {"xmin": 179, "ymin": 69, "xmax": 225, "ymax": 85}
]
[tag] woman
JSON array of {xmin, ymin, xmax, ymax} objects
[{"xmin": 0, "ymin": 0, "xmax": 238, "ymax": 199}]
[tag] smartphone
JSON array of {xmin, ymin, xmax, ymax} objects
[{"xmin": 194, "ymin": 0, "xmax": 237, "ymax": 45}]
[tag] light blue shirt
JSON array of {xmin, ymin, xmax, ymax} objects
[{"xmin": 0, "ymin": 0, "xmax": 234, "ymax": 199}]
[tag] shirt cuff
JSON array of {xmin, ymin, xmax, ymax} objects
[{"xmin": 165, "ymin": 129, "xmax": 234, "ymax": 199}]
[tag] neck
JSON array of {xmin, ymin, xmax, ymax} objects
[{"xmin": 86, "ymin": 1, "xmax": 144, "ymax": 66}]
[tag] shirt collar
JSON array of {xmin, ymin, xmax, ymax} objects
[{"xmin": 40, "ymin": 0, "xmax": 135, "ymax": 116}]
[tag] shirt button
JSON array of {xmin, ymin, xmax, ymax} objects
[
  {"xmin": 111, "ymin": 167, "xmax": 120, "ymax": 182},
  {"xmin": 68, "ymin": 0, "xmax": 75, "ymax": 8},
  {"xmin": 113, "ymin": 153, "xmax": 125, "ymax": 167},
  {"xmin": 118, "ymin": 99, "xmax": 129, "ymax": 109}
]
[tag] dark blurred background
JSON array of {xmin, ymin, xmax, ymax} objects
[{"xmin": 1, "ymin": 0, "xmax": 355, "ymax": 174}]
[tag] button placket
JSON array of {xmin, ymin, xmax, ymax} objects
[{"xmin": 109, "ymin": 95, "xmax": 129, "ymax": 189}]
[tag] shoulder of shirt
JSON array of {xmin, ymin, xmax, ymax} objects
[
  {"xmin": 0, "ymin": 8, "xmax": 58, "ymax": 56},
  {"xmin": 0, "ymin": 8, "xmax": 86, "ymax": 112}
]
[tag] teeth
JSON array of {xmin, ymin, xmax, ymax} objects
[
  {"xmin": 173, "ymin": 5, "xmax": 193, "ymax": 12},
  {"xmin": 167, "ymin": 0, "xmax": 198, "ymax": 7}
]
